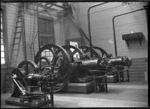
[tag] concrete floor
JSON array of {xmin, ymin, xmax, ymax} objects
[{"xmin": 1, "ymin": 80, "xmax": 148, "ymax": 108}]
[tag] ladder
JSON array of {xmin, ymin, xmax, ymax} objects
[
  {"xmin": 10, "ymin": 3, "xmax": 25, "ymax": 67},
  {"xmin": 4, "ymin": 3, "xmax": 25, "ymax": 93}
]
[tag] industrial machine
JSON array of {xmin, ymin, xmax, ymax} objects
[
  {"xmin": 5, "ymin": 44, "xmax": 72, "ymax": 107},
  {"xmin": 34, "ymin": 44, "xmax": 132, "ymax": 91},
  {"xmin": 5, "ymin": 60, "xmax": 60, "ymax": 107},
  {"xmin": 6, "ymin": 44, "xmax": 132, "ymax": 107},
  {"xmin": 79, "ymin": 46, "xmax": 132, "ymax": 82}
]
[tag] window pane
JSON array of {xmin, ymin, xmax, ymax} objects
[
  {"xmin": 1, "ymin": 39, "xmax": 3, "ymax": 44},
  {"xmin": 42, "ymin": 59, "xmax": 46, "ymax": 62},
  {"xmin": 1, "ymin": 9, "xmax": 6, "ymax": 65},
  {"xmin": 1, "ymin": 52, "xmax": 5, "ymax": 57},
  {"xmin": 1, "ymin": 45, "xmax": 4, "ymax": 51},
  {"xmin": 1, "ymin": 23, "xmax": 2, "ymax": 30},
  {"xmin": 41, "ymin": 52, "xmax": 45, "ymax": 57},
  {"xmin": 44, "ymin": 49, "xmax": 49, "ymax": 52},
  {"xmin": 1, "ymin": 19, "xmax": 3, "ymax": 30},
  {"xmin": 47, "ymin": 57, "xmax": 51, "ymax": 61},
  {"xmin": 1, "ymin": 58, "xmax": 5, "ymax": 64},
  {"xmin": 46, "ymin": 51, "xmax": 50, "ymax": 56},
  {"xmin": 1, "ymin": 32, "xmax": 3, "ymax": 38}
]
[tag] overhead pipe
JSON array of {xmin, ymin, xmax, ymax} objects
[
  {"xmin": 112, "ymin": 8, "xmax": 146, "ymax": 57},
  {"xmin": 87, "ymin": 2, "xmax": 108, "ymax": 58}
]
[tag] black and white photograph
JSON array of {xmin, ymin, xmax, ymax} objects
[{"xmin": 1, "ymin": 1, "xmax": 149, "ymax": 108}]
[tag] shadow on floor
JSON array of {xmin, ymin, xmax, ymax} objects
[{"xmin": 1, "ymin": 80, "xmax": 148, "ymax": 108}]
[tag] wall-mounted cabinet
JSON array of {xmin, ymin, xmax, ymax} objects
[{"xmin": 122, "ymin": 32, "xmax": 144, "ymax": 46}]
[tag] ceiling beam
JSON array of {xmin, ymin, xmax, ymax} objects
[{"xmin": 52, "ymin": 3, "xmax": 65, "ymax": 9}]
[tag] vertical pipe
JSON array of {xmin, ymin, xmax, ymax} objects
[
  {"xmin": 22, "ymin": 3, "xmax": 27, "ymax": 61},
  {"xmin": 87, "ymin": 2, "xmax": 108, "ymax": 58},
  {"xmin": 22, "ymin": 3, "xmax": 28, "ymax": 74},
  {"xmin": 144, "ymin": 3, "xmax": 149, "ymax": 32},
  {"xmin": 36, "ymin": 3, "xmax": 41, "ymax": 68},
  {"xmin": 112, "ymin": 16, "xmax": 117, "ymax": 57},
  {"xmin": 87, "ymin": 9, "xmax": 92, "ymax": 58},
  {"xmin": 37, "ymin": 3, "xmax": 41, "ymax": 50}
]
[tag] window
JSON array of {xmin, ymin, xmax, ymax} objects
[
  {"xmin": 69, "ymin": 41, "xmax": 79, "ymax": 59},
  {"xmin": 38, "ymin": 16, "xmax": 55, "ymax": 62},
  {"xmin": 1, "ymin": 8, "xmax": 6, "ymax": 64},
  {"xmin": 66, "ymin": 37, "xmax": 82, "ymax": 60}
]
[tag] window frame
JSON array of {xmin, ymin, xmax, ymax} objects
[
  {"xmin": 38, "ymin": 15, "xmax": 55, "ymax": 47},
  {"xmin": 38, "ymin": 15, "xmax": 55, "ymax": 62},
  {"xmin": 1, "ymin": 5, "xmax": 9, "ymax": 68}
]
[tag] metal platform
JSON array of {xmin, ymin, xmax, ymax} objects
[
  {"xmin": 5, "ymin": 96, "xmax": 52, "ymax": 108},
  {"xmin": 62, "ymin": 81, "xmax": 95, "ymax": 94}
]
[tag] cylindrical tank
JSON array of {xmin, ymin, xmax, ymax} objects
[{"xmin": 77, "ymin": 59, "xmax": 100, "ymax": 70}]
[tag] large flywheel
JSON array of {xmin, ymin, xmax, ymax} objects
[
  {"xmin": 17, "ymin": 60, "xmax": 39, "ymax": 76},
  {"xmin": 62, "ymin": 45, "xmax": 85, "ymax": 62},
  {"xmin": 92, "ymin": 46, "xmax": 110, "ymax": 58},
  {"xmin": 63, "ymin": 45, "xmax": 93, "ymax": 83},
  {"xmin": 79, "ymin": 46, "xmax": 100, "ymax": 59},
  {"xmin": 34, "ymin": 44, "xmax": 72, "ymax": 92}
]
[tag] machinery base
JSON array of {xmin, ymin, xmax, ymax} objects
[
  {"xmin": 5, "ymin": 96, "xmax": 52, "ymax": 108},
  {"xmin": 107, "ymin": 74, "xmax": 118, "ymax": 83},
  {"xmin": 62, "ymin": 81, "xmax": 94, "ymax": 94}
]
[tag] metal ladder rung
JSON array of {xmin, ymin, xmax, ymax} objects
[
  {"xmin": 14, "ymin": 37, "xmax": 21, "ymax": 39},
  {"xmin": 16, "ymin": 20, "xmax": 22, "ymax": 23},
  {"xmin": 16, "ymin": 26, "xmax": 22, "ymax": 28}
]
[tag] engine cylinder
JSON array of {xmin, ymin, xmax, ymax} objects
[{"xmin": 77, "ymin": 59, "xmax": 98, "ymax": 70}]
